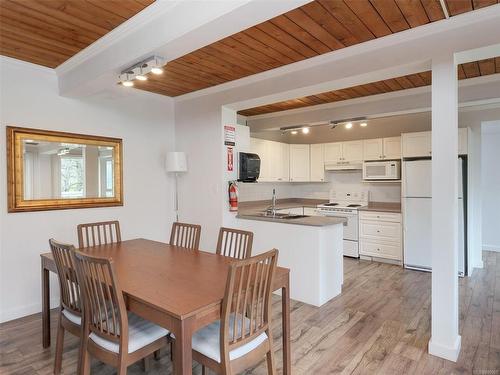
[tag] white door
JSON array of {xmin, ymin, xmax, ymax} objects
[
  {"xmin": 342, "ymin": 141, "xmax": 363, "ymax": 163},
  {"xmin": 404, "ymin": 197, "xmax": 432, "ymax": 270},
  {"xmin": 383, "ymin": 136, "xmax": 402, "ymax": 159},
  {"xmin": 324, "ymin": 142, "xmax": 342, "ymax": 163},
  {"xmin": 363, "ymin": 138, "xmax": 383, "ymax": 161},
  {"xmin": 289, "ymin": 144, "xmax": 310, "ymax": 182},
  {"xmin": 310, "ymin": 144, "xmax": 325, "ymax": 181},
  {"xmin": 403, "ymin": 160, "xmax": 432, "ymax": 197},
  {"xmin": 402, "ymin": 131, "xmax": 432, "ymax": 158}
]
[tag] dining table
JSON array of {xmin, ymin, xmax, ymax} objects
[{"xmin": 40, "ymin": 238, "xmax": 291, "ymax": 375}]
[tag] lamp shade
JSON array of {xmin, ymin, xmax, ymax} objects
[{"xmin": 165, "ymin": 152, "xmax": 187, "ymax": 173}]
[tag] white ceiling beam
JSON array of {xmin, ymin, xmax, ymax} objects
[{"xmin": 56, "ymin": 0, "xmax": 311, "ymax": 97}]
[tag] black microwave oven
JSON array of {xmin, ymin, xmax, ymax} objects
[{"xmin": 238, "ymin": 152, "xmax": 260, "ymax": 182}]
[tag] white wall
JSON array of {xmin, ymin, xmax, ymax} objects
[
  {"xmin": 481, "ymin": 121, "xmax": 500, "ymax": 251},
  {"xmin": 0, "ymin": 58, "xmax": 176, "ymax": 322}
]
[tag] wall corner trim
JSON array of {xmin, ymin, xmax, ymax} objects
[{"xmin": 428, "ymin": 335, "xmax": 462, "ymax": 362}]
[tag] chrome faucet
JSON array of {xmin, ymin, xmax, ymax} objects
[{"xmin": 266, "ymin": 188, "xmax": 277, "ymax": 217}]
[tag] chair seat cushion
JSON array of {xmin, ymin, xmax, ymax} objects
[
  {"xmin": 192, "ymin": 316, "xmax": 268, "ymax": 363},
  {"xmin": 89, "ymin": 312, "xmax": 169, "ymax": 354},
  {"xmin": 62, "ymin": 309, "xmax": 81, "ymax": 325}
]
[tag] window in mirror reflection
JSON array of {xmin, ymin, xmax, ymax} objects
[{"xmin": 22, "ymin": 140, "xmax": 115, "ymax": 200}]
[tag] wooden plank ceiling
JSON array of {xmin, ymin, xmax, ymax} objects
[
  {"xmin": 238, "ymin": 57, "xmax": 500, "ymax": 116},
  {"xmin": 133, "ymin": 0, "xmax": 499, "ymax": 97},
  {"xmin": 0, "ymin": 0, "xmax": 154, "ymax": 68}
]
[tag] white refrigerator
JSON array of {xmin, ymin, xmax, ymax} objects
[{"xmin": 402, "ymin": 158, "xmax": 465, "ymax": 275}]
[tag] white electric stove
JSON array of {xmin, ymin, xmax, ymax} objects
[{"xmin": 317, "ymin": 190, "xmax": 369, "ymax": 258}]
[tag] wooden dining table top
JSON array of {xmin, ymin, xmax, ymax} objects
[{"xmin": 42, "ymin": 238, "xmax": 289, "ymax": 320}]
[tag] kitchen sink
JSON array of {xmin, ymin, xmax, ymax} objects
[{"xmin": 256, "ymin": 212, "xmax": 310, "ymax": 220}]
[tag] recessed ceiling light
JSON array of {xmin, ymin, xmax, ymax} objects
[
  {"xmin": 291, "ymin": 130, "xmax": 298, "ymax": 135},
  {"xmin": 345, "ymin": 122, "xmax": 353, "ymax": 129},
  {"xmin": 302, "ymin": 127, "xmax": 310, "ymax": 134},
  {"xmin": 360, "ymin": 122, "xmax": 368, "ymax": 127},
  {"xmin": 122, "ymin": 81, "xmax": 134, "ymax": 87},
  {"xmin": 151, "ymin": 67, "xmax": 163, "ymax": 75}
]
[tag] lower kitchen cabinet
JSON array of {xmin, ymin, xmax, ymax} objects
[{"xmin": 359, "ymin": 211, "xmax": 402, "ymax": 261}]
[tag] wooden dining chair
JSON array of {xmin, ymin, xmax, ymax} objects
[
  {"xmin": 73, "ymin": 252, "xmax": 171, "ymax": 375},
  {"xmin": 169, "ymin": 222, "xmax": 201, "ymax": 250},
  {"xmin": 192, "ymin": 249, "xmax": 279, "ymax": 375},
  {"xmin": 49, "ymin": 239, "xmax": 82, "ymax": 375},
  {"xmin": 77, "ymin": 220, "xmax": 121, "ymax": 248},
  {"xmin": 216, "ymin": 227, "xmax": 253, "ymax": 259}
]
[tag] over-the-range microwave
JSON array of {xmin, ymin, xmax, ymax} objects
[{"xmin": 362, "ymin": 160, "xmax": 401, "ymax": 180}]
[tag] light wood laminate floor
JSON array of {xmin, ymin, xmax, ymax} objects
[{"xmin": 1, "ymin": 252, "xmax": 499, "ymax": 374}]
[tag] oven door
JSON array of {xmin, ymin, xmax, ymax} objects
[{"xmin": 318, "ymin": 211, "xmax": 358, "ymax": 241}]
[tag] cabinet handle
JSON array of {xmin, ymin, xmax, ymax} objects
[{"xmin": 377, "ymin": 230, "xmax": 380, "ymax": 233}]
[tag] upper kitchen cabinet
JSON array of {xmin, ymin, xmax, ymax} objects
[
  {"xmin": 363, "ymin": 137, "xmax": 401, "ymax": 160},
  {"xmin": 250, "ymin": 138, "xmax": 271, "ymax": 181},
  {"xmin": 363, "ymin": 138, "xmax": 383, "ymax": 161},
  {"xmin": 324, "ymin": 141, "xmax": 363, "ymax": 167},
  {"xmin": 269, "ymin": 141, "xmax": 290, "ymax": 181},
  {"xmin": 402, "ymin": 131, "xmax": 432, "ymax": 158},
  {"xmin": 383, "ymin": 137, "xmax": 402, "ymax": 159},
  {"xmin": 343, "ymin": 141, "xmax": 364, "ymax": 163},
  {"xmin": 250, "ymin": 138, "xmax": 289, "ymax": 182},
  {"xmin": 402, "ymin": 129, "xmax": 468, "ymax": 158},
  {"xmin": 290, "ymin": 144, "xmax": 310, "ymax": 182},
  {"xmin": 310, "ymin": 144, "xmax": 325, "ymax": 182},
  {"xmin": 324, "ymin": 142, "xmax": 343, "ymax": 163}
]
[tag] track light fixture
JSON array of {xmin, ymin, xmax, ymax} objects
[{"xmin": 119, "ymin": 56, "xmax": 165, "ymax": 87}]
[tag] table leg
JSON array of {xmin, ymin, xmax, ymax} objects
[
  {"xmin": 42, "ymin": 263, "xmax": 50, "ymax": 348},
  {"xmin": 172, "ymin": 316, "xmax": 195, "ymax": 375},
  {"xmin": 282, "ymin": 276, "xmax": 291, "ymax": 375}
]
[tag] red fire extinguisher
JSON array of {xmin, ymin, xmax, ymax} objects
[{"xmin": 228, "ymin": 181, "xmax": 238, "ymax": 212}]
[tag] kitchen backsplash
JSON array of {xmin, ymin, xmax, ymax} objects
[{"xmin": 238, "ymin": 170, "xmax": 401, "ymax": 202}]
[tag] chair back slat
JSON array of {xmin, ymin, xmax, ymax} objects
[
  {"xmin": 216, "ymin": 227, "xmax": 253, "ymax": 259},
  {"xmin": 77, "ymin": 221, "xmax": 121, "ymax": 248},
  {"xmin": 73, "ymin": 252, "xmax": 127, "ymax": 345},
  {"xmin": 221, "ymin": 249, "xmax": 278, "ymax": 361},
  {"xmin": 169, "ymin": 222, "xmax": 201, "ymax": 250},
  {"xmin": 49, "ymin": 239, "xmax": 81, "ymax": 316}
]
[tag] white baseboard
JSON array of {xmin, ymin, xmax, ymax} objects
[
  {"xmin": 483, "ymin": 244, "xmax": 500, "ymax": 252},
  {"xmin": 428, "ymin": 335, "xmax": 462, "ymax": 362},
  {"xmin": 0, "ymin": 298, "xmax": 59, "ymax": 324}
]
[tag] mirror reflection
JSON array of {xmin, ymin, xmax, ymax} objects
[{"xmin": 23, "ymin": 139, "xmax": 115, "ymax": 200}]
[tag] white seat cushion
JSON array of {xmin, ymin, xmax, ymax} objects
[
  {"xmin": 192, "ymin": 316, "xmax": 268, "ymax": 363},
  {"xmin": 62, "ymin": 309, "xmax": 81, "ymax": 325},
  {"xmin": 89, "ymin": 312, "xmax": 169, "ymax": 354}
]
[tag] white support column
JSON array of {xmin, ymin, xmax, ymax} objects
[{"xmin": 428, "ymin": 53, "xmax": 461, "ymax": 361}]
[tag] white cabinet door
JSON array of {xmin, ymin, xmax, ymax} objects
[
  {"xmin": 383, "ymin": 136, "xmax": 402, "ymax": 159},
  {"xmin": 250, "ymin": 138, "xmax": 271, "ymax": 181},
  {"xmin": 268, "ymin": 141, "xmax": 289, "ymax": 181},
  {"xmin": 310, "ymin": 144, "xmax": 325, "ymax": 182},
  {"xmin": 324, "ymin": 142, "xmax": 342, "ymax": 163},
  {"xmin": 363, "ymin": 138, "xmax": 383, "ymax": 161},
  {"xmin": 402, "ymin": 131, "xmax": 431, "ymax": 158},
  {"xmin": 342, "ymin": 140, "xmax": 363, "ymax": 163},
  {"xmin": 458, "ymin": 127, "xmax": 468, "ymax": 155},
  {"xmin": 289, "ymin": 144, "xmax": 310, "ymax": 182}
]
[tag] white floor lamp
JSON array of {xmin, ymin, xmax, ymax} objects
[{"xmin": 166, "ymin": 152, "xmax": 187, "ymax": 222}]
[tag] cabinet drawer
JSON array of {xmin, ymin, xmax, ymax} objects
[
  {"xmin": 359, "ymin": 211, "xmax": 401, "ymax": 223},
  {"xmin": 359, "ymin": 239, "xmax": 402, "ymax": 260},
  {"xmin": 359, "ymin": 221, "xmax": 401, "ymax": 242}
]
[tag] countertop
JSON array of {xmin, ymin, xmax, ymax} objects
[
  {"xmin": 358, "ymin": 202, "xmax": 401, "ymax": 213},
  {"xmin": 237, "ymin": 198, "xmax": 346, "ymax": 227}
]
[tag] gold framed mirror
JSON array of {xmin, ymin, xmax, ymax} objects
[{"xmin": 7, "ymin": 126, "xmax": 123, "ymax": 212}]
